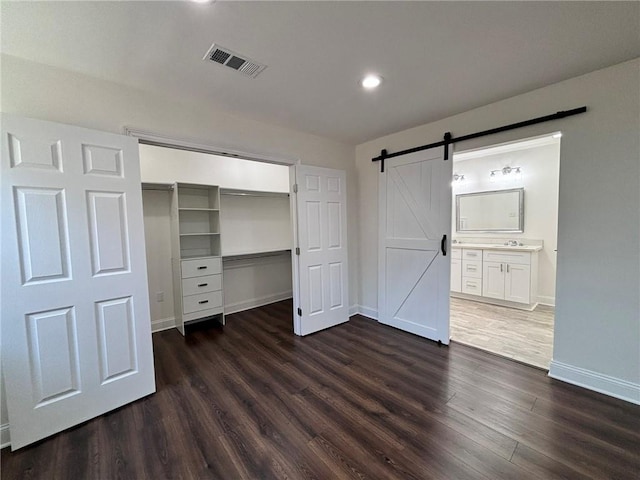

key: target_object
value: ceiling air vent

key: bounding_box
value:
[203,43,267,79]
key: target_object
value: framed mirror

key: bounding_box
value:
[456,187,524,233]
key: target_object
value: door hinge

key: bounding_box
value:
[295,247,300,255]
[293,184,298,193]
[297,307,302,316]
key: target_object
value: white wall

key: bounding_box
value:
[1,54,358,431]
[142,190,176,330]
[452,141,561,305]
[356,59,639,403]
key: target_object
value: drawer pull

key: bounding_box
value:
[467,266,476,271]
[197,283,208,287]
[198,300,209,304]
[197,266,207,270]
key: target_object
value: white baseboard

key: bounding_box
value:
[224,291,292,315]
[151,316,176,333]
[352,305,378,321]
[549,360,640,405]
[1,423,10,449]
[537,295,556,307]
[349,305,359,316]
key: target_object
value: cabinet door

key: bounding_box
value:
[450,258,462,292]
[505,263,531,304]
[483,261,505,299]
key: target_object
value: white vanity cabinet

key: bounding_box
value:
[482,250,535,304]
[451,244,540,310]
[451,248,462,292]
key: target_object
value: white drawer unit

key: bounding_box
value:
[451,244,540,310]
[462,259,482,279]
[462,277,482,295]
[181,274,222,296]
[183,290,223,315]
[462,248,482,260]
[171,183,225,334]
[181,257,222,278]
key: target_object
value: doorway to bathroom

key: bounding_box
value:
[449,133,561,369]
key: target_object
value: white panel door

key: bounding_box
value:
[293,165,348,336]
[505,263,531,303]
[378,149,452,343]
[1,115,155,450]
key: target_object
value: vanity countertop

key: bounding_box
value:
[452,243,543,252]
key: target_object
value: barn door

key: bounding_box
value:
[378,149,452,343]
[1,115,155,449]
[292,165,348,336]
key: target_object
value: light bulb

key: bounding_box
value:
[361,75,383,89]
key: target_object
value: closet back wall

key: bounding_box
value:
[140,145,292,331]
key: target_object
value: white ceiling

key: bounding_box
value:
[2,1,639,144]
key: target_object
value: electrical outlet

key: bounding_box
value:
[156,292,164,302]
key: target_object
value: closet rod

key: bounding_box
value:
[371,106,587,171]
[220,191,289,198]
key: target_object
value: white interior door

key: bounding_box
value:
[378,149,452,343]
[292,165,348,336]
[1,115,156,450]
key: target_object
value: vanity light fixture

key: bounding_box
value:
[490,166,522,180]
[361,74,383,90]
[452,173,465,183]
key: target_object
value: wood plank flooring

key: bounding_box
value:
[450,297,555,369]
[3,299,639,479]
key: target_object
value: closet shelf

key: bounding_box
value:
[179,232,220,237]
[178,208,219,212]
[222,248,291,259]
[180,253,222,260]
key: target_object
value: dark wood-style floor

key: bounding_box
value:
[2,300,639,479]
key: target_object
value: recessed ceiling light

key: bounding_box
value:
[361,74,382,90]
[191,0,214,4]
[552,132,563,139]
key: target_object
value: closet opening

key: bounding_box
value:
[138,143,296,334]
[449,133,561,369]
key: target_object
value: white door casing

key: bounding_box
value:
[292,165,348,336]
[378,149,452,343]
[1,115,156,450]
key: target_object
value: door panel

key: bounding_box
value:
[378,149,451,343]
[293,165,348,336]
[1,115,155,449]
[483,262,505,299]
[505,264,531,303]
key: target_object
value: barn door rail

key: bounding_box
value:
[372,106,587,172]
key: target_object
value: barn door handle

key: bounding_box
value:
[441,234,447,256]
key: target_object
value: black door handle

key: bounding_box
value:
[441,234,447,256]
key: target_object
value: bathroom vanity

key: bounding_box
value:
[451,243,543,311]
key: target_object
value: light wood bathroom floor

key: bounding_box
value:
[450,297,554,369]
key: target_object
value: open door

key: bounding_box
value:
[378,149,452,344]
[292,165,348,336]
[1,115,156,449]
